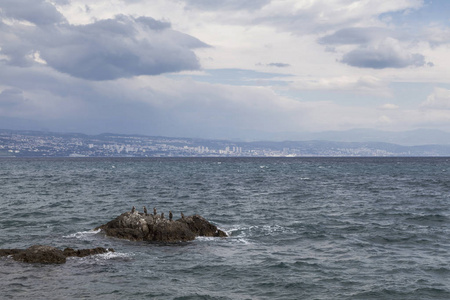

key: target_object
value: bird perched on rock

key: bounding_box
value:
[169,211,173,221]
[181,212,185,219]
[131,206,136,214]
[143,206,148,216]
[161,212,165,219]
[153,207,157,216]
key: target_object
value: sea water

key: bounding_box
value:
[0,157,449,299]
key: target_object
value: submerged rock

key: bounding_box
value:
[95,211,227,242]
[0,245,114,264]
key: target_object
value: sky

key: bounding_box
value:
[1,0,450,141]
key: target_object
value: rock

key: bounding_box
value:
[12,245,67,264]
[0,249,23,257]
[0,245,114,264]
[181,215,228,238]
[95,211,227,242]
[63,247,114,258]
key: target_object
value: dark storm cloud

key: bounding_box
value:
[341,47,426,69]
[182,0,270,11]
[0,0,65,25]
[39,15,208,80]
[0,2,208,80]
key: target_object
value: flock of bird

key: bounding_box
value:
[130,206,184,221]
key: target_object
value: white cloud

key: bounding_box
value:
[255,0,423,34]
[379,103,399,110]
[292,75,392,97]
[421,87,450,110]
[422,26,450,47]
[182,0,270,11]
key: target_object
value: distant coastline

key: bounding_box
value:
[1,128,450,157]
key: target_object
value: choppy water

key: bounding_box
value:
[1,157,450,299]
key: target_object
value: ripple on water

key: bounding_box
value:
[1,157,450,299]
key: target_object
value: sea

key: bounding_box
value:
[0,157,449,299]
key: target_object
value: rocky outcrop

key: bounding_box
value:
[95,210,227,242]
[0,245,114,264]
[63,247,114,258]
[12,245,67,264]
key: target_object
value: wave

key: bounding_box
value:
[226,224,295,243]
[69,251,134,263]
[94,251,133,260]
[195,236,217,242]
[63,229,101,239]
[405,214,449,225]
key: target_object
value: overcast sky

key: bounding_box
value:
[1,0,450,140]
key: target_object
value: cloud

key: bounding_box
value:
[319,27,430,69]
[0,1,208,80]
[182,0,270,11]
[379,103,399,110]
[318,27,395,45]
[0,62,388,137]
[0,0,65,25]
[1,61,449,138]
[255,0,423,34]
[267,62,290,68]
[341,38,426,69]
[0,88,27,111]
[41,15,207,80]
[420,26,450,47]
[1,0,450,138]
[174,68,291,86]
[421,88,450,110]
[292,75,392,97]
[175,0,424,39]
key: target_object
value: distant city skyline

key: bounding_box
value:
[1,1,450,141]
[2,129,450,157]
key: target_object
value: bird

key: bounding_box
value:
[161,212,165,219]
[181,212,185,219]
[131,206,136,214]
[169,211,173,221]
[143,206,148,216]
[153,207,157,216]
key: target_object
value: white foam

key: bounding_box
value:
[228,224,294,239]
[235,238,251,245]
[259,224,294,235]
[196,233,251,245]
[95,251,132,260]
[63,229,101,239]
[195,236,216,242]
[227,226,248,238]
[72,251,133,263]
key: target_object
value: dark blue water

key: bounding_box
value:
[1,157,449,299]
